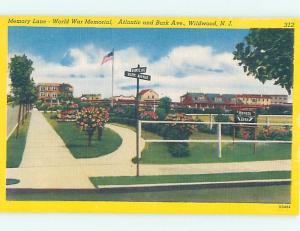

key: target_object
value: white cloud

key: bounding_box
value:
[8,44,290,102]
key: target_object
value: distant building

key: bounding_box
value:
[236,94,272,106]
[80,94,102,102]
[180,92,288,110]
[139,89,159,101]
[110,90,159,109]
[180,92,237,110]
[112,95,136,102]
[268,95,288,105]
[36,83,74,104]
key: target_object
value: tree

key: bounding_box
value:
[155,97,172,120]
[9,55,35,138]
[159,96,172,112]
[233,29,294,94]
[76,106,110,146]
[57,83,73,105]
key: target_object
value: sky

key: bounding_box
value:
[8,27,291,101]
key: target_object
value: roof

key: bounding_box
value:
[37,83,61,87]
[139,89,158,96]
[139,89,151,95]
[183,92,205,97]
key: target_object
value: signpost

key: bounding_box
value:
[124,64,151,176]
[233,109,258,153]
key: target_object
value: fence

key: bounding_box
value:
[185,113,292,129]
[138,120,292,159]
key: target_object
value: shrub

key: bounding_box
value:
[159,113,195,157]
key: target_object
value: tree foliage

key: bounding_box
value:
[9,55,34,104]
[233,29,294,94]
[159,96,172,112]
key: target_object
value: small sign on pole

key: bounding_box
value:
[124,71,151,81]
[234,110,257,123]
[131,66,147,73]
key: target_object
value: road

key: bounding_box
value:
[7,104,20,138]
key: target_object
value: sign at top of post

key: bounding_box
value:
[131,66,147,73]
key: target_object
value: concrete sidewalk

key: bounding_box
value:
[7,109,94,189]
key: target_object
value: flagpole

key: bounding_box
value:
[111,48,114,108]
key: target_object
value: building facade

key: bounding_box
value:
[37,83,74,104]
[236,94,272,106]
[269,95,288,105]
[139,89,159,101]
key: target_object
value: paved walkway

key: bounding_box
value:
[7,109,93,189]
[6,109,291,189]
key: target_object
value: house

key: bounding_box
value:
[80,94,102,102]
[36,83,74,105]
[139,89,159,101]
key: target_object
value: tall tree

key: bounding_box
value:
[233,29,294,94]
[9,55,34,138]
[159,97,172,112]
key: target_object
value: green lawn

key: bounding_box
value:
[141,142,291,164]
[7,113,31,168]
[90,171,290,186]
[44,113,122,158]
[6,185,290,203]
[111,123,291,164]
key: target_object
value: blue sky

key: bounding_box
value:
[9,27,249,61]
[8,27,289,100]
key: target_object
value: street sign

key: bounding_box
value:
[124,71,138,78]
[131,66,147,73]
[234,110,257,123]
[124,71,151,81]
[137,73,151,81]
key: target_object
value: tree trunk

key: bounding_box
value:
[88,134,92,146]
[21,103,25,125]
[25,101,28,119]
[15,104,22,138]
[97,127,103,141]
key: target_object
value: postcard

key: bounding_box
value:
[0,16,299,214]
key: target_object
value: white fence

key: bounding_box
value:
[185,113,292,129]
[138,120,292,159]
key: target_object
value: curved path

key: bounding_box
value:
[6,109,291,189]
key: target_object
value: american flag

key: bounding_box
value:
[101,51,114,65]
